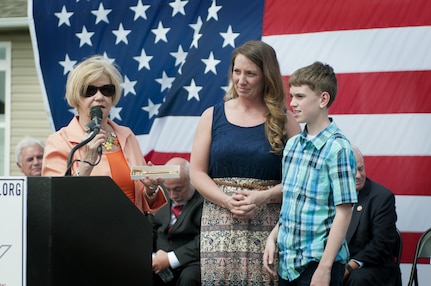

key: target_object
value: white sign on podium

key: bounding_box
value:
[0,177,27,286]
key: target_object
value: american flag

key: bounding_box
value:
[29,0,431,283]
[29,0,264,162]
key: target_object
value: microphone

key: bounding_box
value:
[88,106,102,130]
[64,106,103,175]
[87,106,103,155]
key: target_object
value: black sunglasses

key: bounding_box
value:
[82,84,115,97]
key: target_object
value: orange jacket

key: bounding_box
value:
[42,116,166,214]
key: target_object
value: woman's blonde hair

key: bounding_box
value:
[224,40,287,154]
[65,55,123,109]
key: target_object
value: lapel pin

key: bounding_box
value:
[356,205,363,212]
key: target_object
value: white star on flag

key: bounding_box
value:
[170,0,189,17]
[202,51,221,74]
[54,5,73,27]
[59,54,77,75]
[92,3,112,24]
[134,49,153,71]
[130,0,150,20]
[76,26,94,47]
[170,45,188,67]
[220,25,240,48]
[110,106,123,121]
[156,71,175,92]
[189,16,203,36]
[142,99,161,119]
[152,21,170,43]
[184,79,202,101]
[113,23,131,45]
[122,75,137,96]
[207,0,222,21]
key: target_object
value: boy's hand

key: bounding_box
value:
[263,231,278,276]
[310,264,331,286]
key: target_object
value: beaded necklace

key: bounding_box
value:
[103,131,120,151]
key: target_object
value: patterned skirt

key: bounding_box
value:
[201,177,280,286]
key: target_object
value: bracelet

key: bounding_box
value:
[145,186,159,199]
[345,263,354,273]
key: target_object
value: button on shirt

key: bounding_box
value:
[278,121,357,281]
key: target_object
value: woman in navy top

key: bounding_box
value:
[190,40,300,285]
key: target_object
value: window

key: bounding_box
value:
[0,43,11,176]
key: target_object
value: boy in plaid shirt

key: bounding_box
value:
[264,62,357,286]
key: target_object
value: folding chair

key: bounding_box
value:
[394,228,403,267]
[407,228,431,286]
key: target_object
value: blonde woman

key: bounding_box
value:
[42,55,166,214]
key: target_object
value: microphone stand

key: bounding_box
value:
[64,123,100,176]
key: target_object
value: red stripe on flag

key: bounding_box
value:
[283,70,431,114]
[263,0,431,36]
[364,156,431,196]
[145,151,190,165]
[146,153,431,197]
[335,71,431,114]
[401,231,431,264]
[146,155,431,196]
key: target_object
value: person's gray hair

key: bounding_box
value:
[15,136,45,164]
[351,145,363,158]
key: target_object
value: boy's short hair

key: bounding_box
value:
[288,61,338,107]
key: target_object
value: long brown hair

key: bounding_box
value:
[224,40,287,154]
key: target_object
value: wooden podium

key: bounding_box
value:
[27,176,152,286]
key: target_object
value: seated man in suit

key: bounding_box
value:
[150,157,203,286]
[343,146,401,286]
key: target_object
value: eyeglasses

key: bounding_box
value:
[82,84,115,97]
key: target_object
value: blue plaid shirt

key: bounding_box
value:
[278,120,357,281]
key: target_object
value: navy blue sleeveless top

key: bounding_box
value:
[208,103,282,180]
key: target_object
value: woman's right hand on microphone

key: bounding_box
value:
[82,129,107,163]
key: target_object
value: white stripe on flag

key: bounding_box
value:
[141,114,431,156]
[333,114,431,156]
[400,264,431,286]
[137,116,200,155]
[396,195,431,233]
[263,26,431,74]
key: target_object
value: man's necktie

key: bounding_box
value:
[168,205,183,233]
[171,204,183,218]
